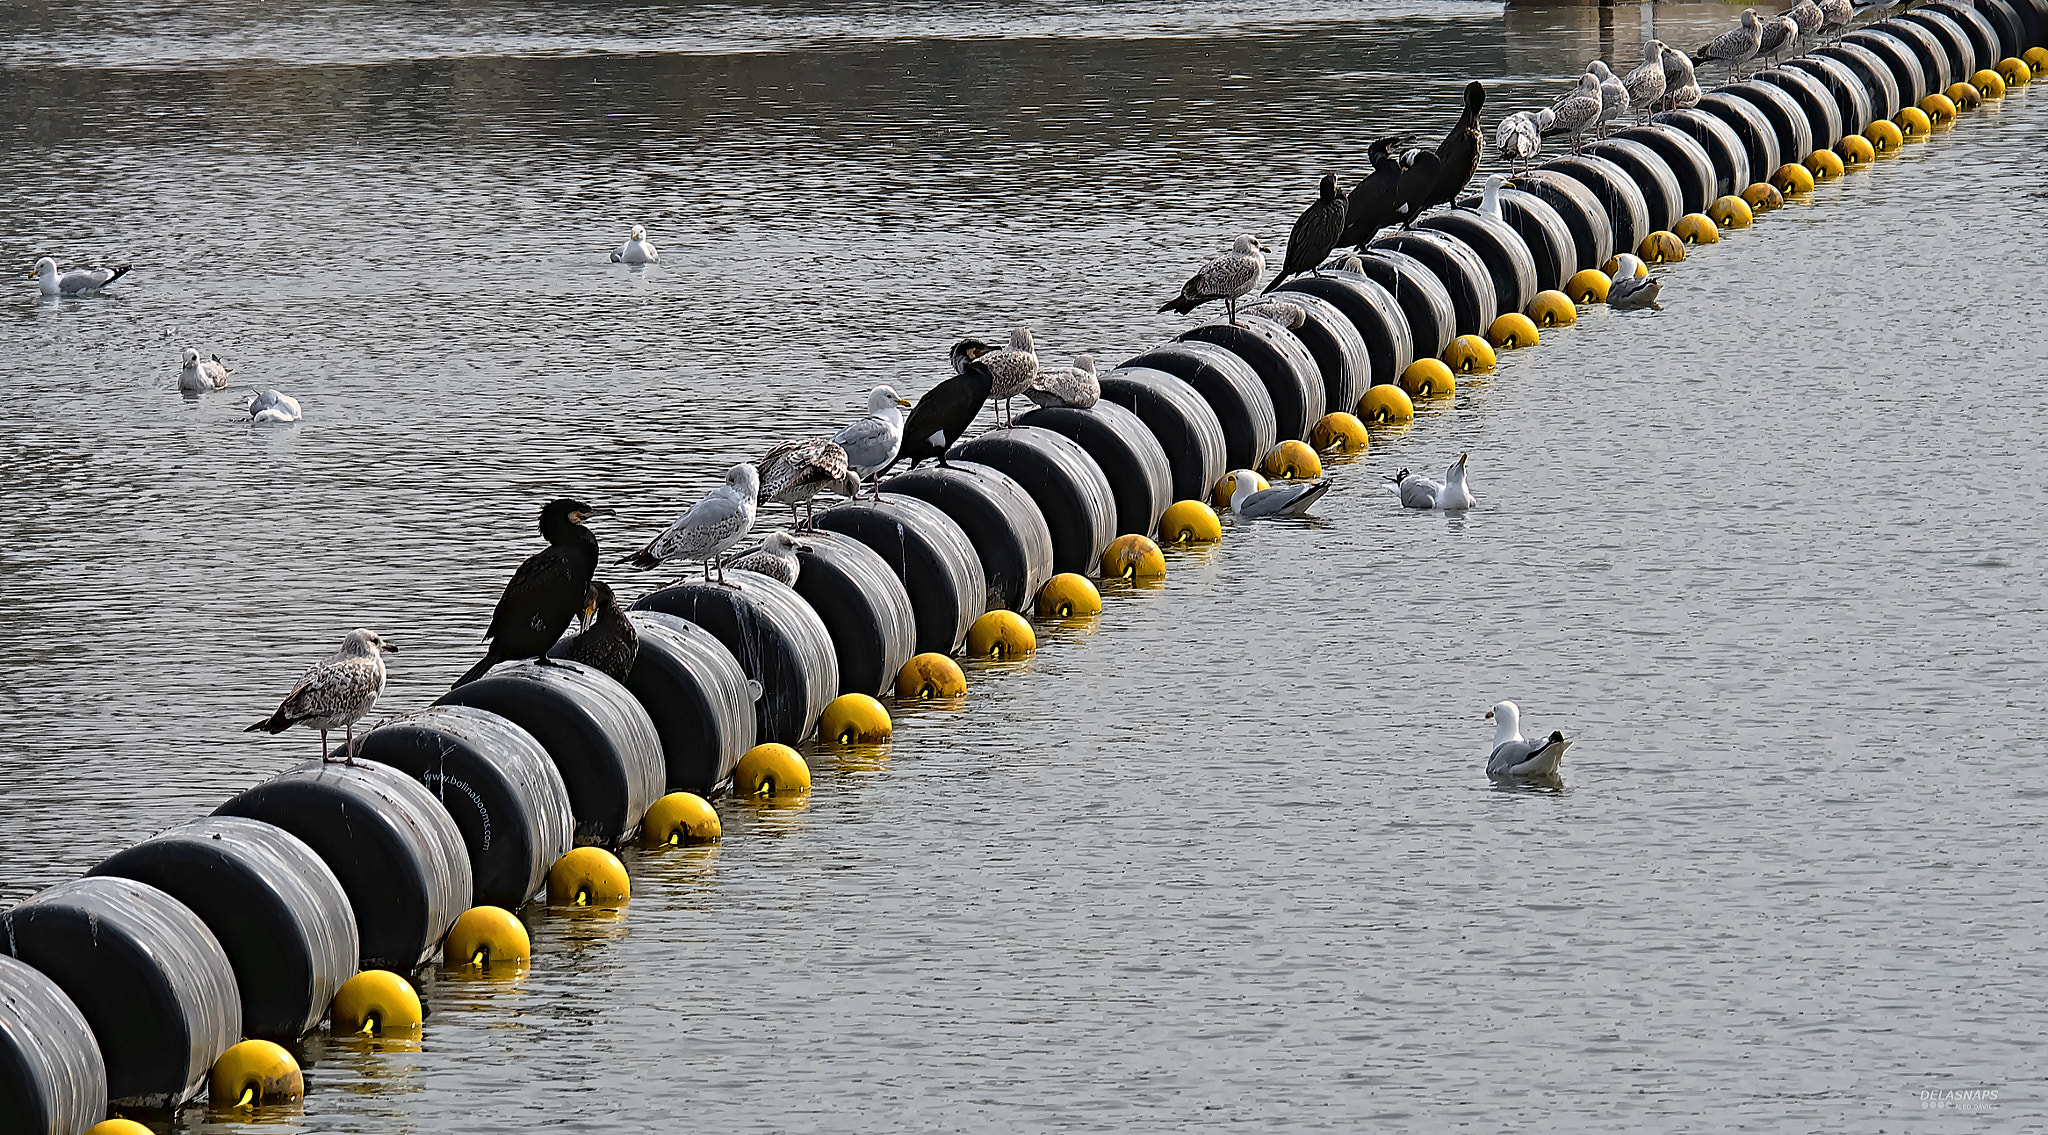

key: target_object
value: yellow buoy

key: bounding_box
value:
[1996,56,2031,86]
[209,1039,303,1109]
[1157,499,1222,544]
[1802,148,1845,181]
[1894,105,1932,140]
[331,970,423,1036]
[1259,438,1324,480]
[734,743,811,797]
[1671,213,1720,244]
[1035,572,1104,617]
[547,846,630,906]
[820,692,893,744]
[1705,195,1753,228]
[1564,267,1611,303]
[1600,254,1649,278]
[1917,92,1957,129]
[1769,162,1816,195]
[642,792,721,846]
[1398,358,1457,400]
[1740,182,1784,213]
[1864,118,1904,153]
[444,905,531,968]
[966,609,1036,659]
[1099,534,1165,580]
[1835,133,1876,168]
[2026,46,2048,75]
[1485,311,1540,349]
[1211,470,1267,509]
[895,652,968,699]
[1358,384,1419,425]
[1440,335,1496,374]
[87,1123,156,1135]
[1525,289,1577,326]
[1307,412,1369,455]
[1636,230,1687,262]
[1972,68,2007,99]
[1946,80,1982,110]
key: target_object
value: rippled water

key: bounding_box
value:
[4,1,2045,1130]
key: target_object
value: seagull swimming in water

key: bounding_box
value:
[1160,234,1268,327]
[1384,453,1477,510]
[245,389,303,422]
[245,629,396,765]
[831,384,913,499]
[1228,469,1331,519]
[1486,700,1572,778]
[1608,273,1665,311]
[619,464,760,586]
[32,256,129,297]
[178,348,231,393]
[611,224,659,264]
[726,529,810,586]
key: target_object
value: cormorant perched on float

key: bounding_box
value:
[1265,173,1348,291]
[1341,135,1413,249]
[556,580,639,683]
[885,358,997,473]
[1410,81,1487,224]
[452,498,608,688]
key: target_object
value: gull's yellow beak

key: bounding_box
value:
[895,398,913,408]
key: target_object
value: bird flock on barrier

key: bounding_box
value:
[34,1,1894,782]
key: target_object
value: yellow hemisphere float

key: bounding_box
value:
[1485,312,1539,349]
[1741,182,1784,213]
[1894,105,1932,140]
[1260,439,1323,479]
[331,970,423,1035]
[1971,68,2006,99]
[1440,335,1496,374]
[1705,195,1753,228]
[1035,572,1104,617]
[444,905,531,968]
[966,609,1035,659]
[1308,412,1369,455]
[1524,289,1576,326]
[1835,133,1876,168]
[820,692,893,744]
[1917,93,1957,129]
[1399,358,1457,399]
[1156,499,1222,543]
[1996,56,2031,86]
[1636,230,1687,262]
[209,1039,303,1108]
[1945,80,1982,110]
[734,743,811,797]
[1100,534,1167,579]
[895,652,968,699]
[547,847,630,905]
[1564,267,1611,303]
[1671,213,1719,244]
[1769,162,1815,195]
[1802,149,1845,181]
[642,792,721,845]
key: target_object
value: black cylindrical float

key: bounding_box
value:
[813,494,983,655]
[1353,249,1457,358]
[88,817,357,1041]
[1281,269,1419,386]
[1814,42,1903,121]
[1779,56,1876,140]
[1607,125,1717,216]
[878,461,1055,613]
[1970,0,2026,59]
[1844,28,1933,103]
[1370,228,1496,338]
[1119,341,1277,472]
[1417,210,1539,319]
[1648,109,1752,198]
[1749,68,1847,149]
[616,611,756,792]
[0,955,106,1135]
[1536,155,1652,262]
[0,878,238,1109]
[1718,83,1814,170]
[1693,92,1784,184]
[1871,19,1954,94]
[1924,1,2002,70]
[1898,9,1985,76]
[1581,138,1686,235]
[344,706,573,909]
[433,660,667,843]
[216,760,472,971]
[628,576,838,745]
[789,529,916,697]
[1507,170,1615,277]
[1258,289,1372,413]
[1095,366,1229,502]
[2003,0,2046,48]
[1453,186,1577,292]
[1175,321,1322,443]
[1017,401,1174,539]
[949,428,1115,579]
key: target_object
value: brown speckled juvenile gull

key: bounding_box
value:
[1023,354,1100,409]
[975,325,1040,427]
[1159,234,1267,327]
[758,438,855,527]
[727,529,810,586]
[245,628,396,764]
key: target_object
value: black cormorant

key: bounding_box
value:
[1410,81,1486,226]
[884,360,996,474]
[558,581,639,683]
[1264,173,1348,292]
[1341,136,1413,249]
[453,498,607,688]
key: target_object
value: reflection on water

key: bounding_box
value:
[4,0,2047,1128]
